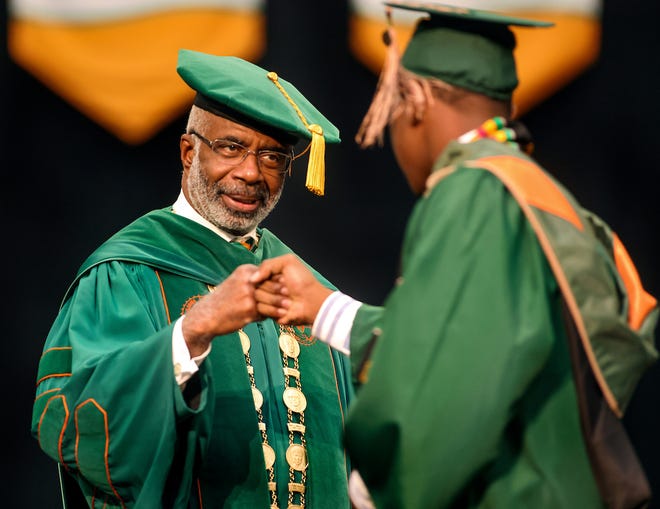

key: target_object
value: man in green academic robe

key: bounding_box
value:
[252,3,658,508]
[32,50,353,508]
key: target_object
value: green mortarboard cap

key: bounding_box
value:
[386,1,553,100]
[177,49,340,195]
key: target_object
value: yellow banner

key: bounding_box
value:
[8,1,265,144]
[349,0,602,116]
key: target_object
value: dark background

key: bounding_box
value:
[5,0,660,507]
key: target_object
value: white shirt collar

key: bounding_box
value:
[171,190,258,244]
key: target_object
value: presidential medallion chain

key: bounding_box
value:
[280,325,308,508]
[239,325,309,509]
[238,328,278,508]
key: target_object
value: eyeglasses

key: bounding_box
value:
[189,130,293,175]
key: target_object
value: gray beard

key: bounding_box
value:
[186,153,283,236]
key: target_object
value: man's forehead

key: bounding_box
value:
[193,94,299,147]
[204,113,292,149]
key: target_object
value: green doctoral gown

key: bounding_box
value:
[344,140,608,508]
[32,209,353,508]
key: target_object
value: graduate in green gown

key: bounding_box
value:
[31,49,354,508]
[251,3,658,508]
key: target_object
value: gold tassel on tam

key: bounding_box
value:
[355,7,401,149]
[267,71,326,196]
[305,124,325,195]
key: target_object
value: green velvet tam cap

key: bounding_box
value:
[177,49,340,145]
[177,49,340,195]
[386,1,553,100]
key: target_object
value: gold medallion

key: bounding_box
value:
[252,386,263,410]
[279,332,300,358]
[286,444,308,471]
[262,443,276,470]
[282,387,307,413]
[238,329,251,354]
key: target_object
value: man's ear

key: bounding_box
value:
[180,134,195,170]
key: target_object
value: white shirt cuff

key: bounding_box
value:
[349,470,376,509]
[172,316,212,386]
[312,291,362,355]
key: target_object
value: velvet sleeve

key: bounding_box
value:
[32,261,209,507]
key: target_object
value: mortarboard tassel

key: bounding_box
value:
[267,72,326,196]
[355,7,400,148]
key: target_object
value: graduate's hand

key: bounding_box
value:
[182,264,262,357]
[251,254,333,326]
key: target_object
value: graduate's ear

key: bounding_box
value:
[180,133,195,170]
